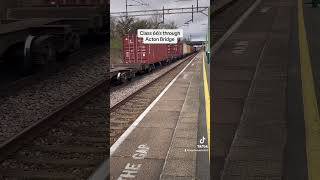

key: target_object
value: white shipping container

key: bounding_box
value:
[183,43,189,55]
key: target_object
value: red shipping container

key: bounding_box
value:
[123,34,184,64]
[123,34,169,64]
[167,43,181,59]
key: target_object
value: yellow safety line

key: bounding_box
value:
[202,51,211,160]
[298,0,320,179]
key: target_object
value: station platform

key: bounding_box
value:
[211,0,320,179]
[110,52,210,179]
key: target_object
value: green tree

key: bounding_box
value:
[112,15,178,37]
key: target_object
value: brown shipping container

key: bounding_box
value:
[178,43,183,57]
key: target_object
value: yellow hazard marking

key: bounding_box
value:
[202,51,211,160]
[298,0,320,179]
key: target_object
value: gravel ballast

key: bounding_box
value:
[0,48,108,145]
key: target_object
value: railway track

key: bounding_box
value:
[0,52,196,179]
[0,45,106,98]
[110,53,197,146]
[0,76,107,179]
[110,56,193,108]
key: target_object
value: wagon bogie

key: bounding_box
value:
[0,5,106,74]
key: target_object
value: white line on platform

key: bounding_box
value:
[110,54,199,156]
[87,159,109,180]
[211,0,262,55]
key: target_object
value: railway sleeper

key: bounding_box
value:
[11,157,101,167]
[35,136,107,146]
[31,145,106,154]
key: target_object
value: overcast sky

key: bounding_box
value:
[110,0,209,41]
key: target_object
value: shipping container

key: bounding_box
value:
[183,43,188,55]
[168,44,179,59]
[177,43,183,58]
[188,45,192,54]
[123,34,184,65]
[182,43,194,55]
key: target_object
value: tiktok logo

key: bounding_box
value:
[197,136,208,149]
[200,136,206,144]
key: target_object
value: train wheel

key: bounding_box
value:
[4,43,32,75]
[71,34,81,52]
[32,42,57,72]
[127,72,135,81]
[21,55,33,75]
[146,67,152,73]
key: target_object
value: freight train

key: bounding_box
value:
[0,6,107,74]
[123,34,193,70]
[110,34,195,84]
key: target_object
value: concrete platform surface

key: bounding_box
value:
[212,0,292,179]
[110,52,209,180]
